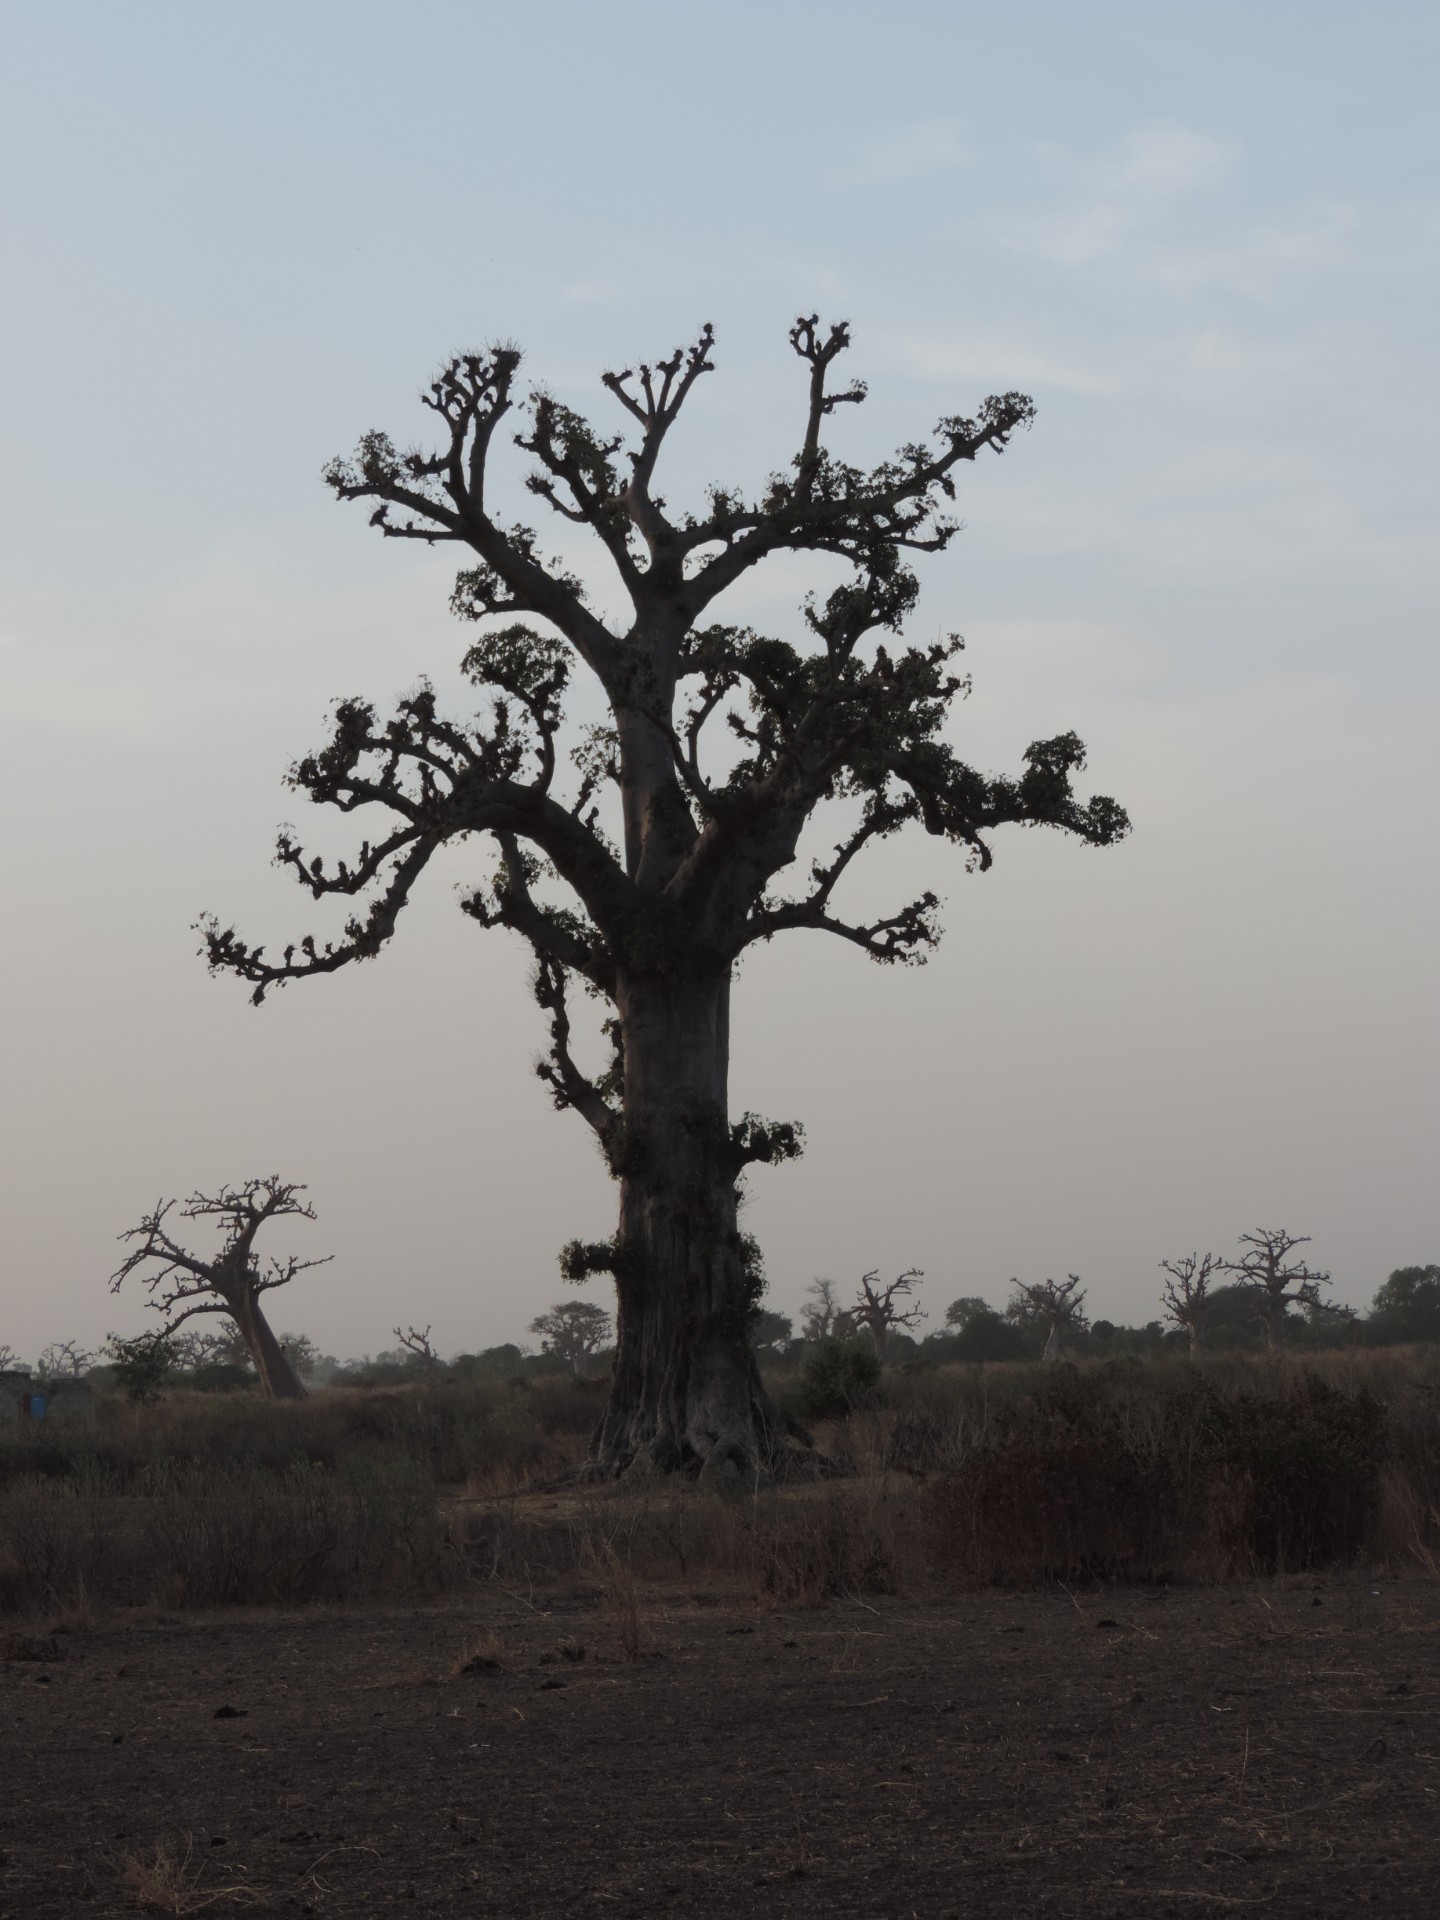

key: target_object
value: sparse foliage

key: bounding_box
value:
[529,1300,613,1377]
[1223,1228,1331,1352]
[104,1331,179,1404]
[111,1178,330,1401]
[202,318,1126,1477]
[1159,1252,1221,1356]
[1008,1275,1089,1362]
[851,1269,926,1362]
[0,1343,22,1373]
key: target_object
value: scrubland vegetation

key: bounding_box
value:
[5,1345,1440,1619]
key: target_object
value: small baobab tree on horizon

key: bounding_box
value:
[37,1340,93,1380]
[530,1300,613,1377]
[1222,1228,1331,1352]
[1009,1274,1089,1362]
[1159,1251,1221,1356]
[111,1178,330,1401]
[394,1324,441,1374]
[800,1278,854,1344]
[201,316,1127,1479]
[850,1268,926,1362]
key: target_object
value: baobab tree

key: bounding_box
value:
[111,1178,330,1401]
[1158,1251,1221,1356]
[202,317,1127,1479]
[1223,1228,1331,1352]
[394,1324,441,1374]
[850,1268,926,1362]
[530,1301,613,1377]
[1009,1275,1089,1361]
[800,1278,853,1343]
[37,1340,93,1379]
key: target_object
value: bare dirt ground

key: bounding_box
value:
[3,1575,1437,1918]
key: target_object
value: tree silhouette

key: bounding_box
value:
[529,1301,613,1377]
[1222,1228,1331,1351]
[850,1268,926,1362]
[203,317,1127,1478]
[800,1278,853,1343]
[394,1324,441,1374]
[111,1178,330,1401]
[1008,1274,1089,1361]
[1158,1252,1221,1356]
[37,1340,93,1380]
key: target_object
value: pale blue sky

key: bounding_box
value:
[2,2,1436,1359]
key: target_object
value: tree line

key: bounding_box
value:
[9,1185,1436,1404]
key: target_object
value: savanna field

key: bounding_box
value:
[4,1347,1440,1916]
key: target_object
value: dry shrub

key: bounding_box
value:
[452,1627,507,1675]
[583,1538,645,1658]
[114,1835,260,1913]
[925,1366,1395,1582]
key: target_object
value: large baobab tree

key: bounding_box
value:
[111,1178,330,1401]
[202,317,1127,1479]
[1222,1228,1331,1352]
[1158,1251,1221,1356]
[1009,1275,1089,1362]
[851,1268,926,1362]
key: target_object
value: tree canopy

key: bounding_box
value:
[201,318,1127,1478]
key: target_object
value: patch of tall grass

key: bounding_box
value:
[2,1347,1438,1613]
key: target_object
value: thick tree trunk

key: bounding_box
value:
[232,1293,307,1401]
[590,965,799,1482]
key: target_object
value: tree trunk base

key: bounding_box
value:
[588,1346,814,1485]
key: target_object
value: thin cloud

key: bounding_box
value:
[1013,125,1230,265]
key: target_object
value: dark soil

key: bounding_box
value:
[3,1576,1437,1916]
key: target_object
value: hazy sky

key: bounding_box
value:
[2,1,1436,1363]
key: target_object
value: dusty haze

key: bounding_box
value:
[1,1,1436,1361]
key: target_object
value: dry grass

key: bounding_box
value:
[451,1626,507,1675]
[114,1835,261,1913]
[583,1537,647,1658]
[4,1346,1440,1618]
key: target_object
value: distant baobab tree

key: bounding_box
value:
[850,1268,926,1362]
[1223,1227,1331,1351]
[1159,1251,1221,1355]
[800,1279,853,1343]
[111,1178,330,1401]
[202,317,1127,1479]
[394,1324,441,1373]
[1009,1275,1089,1361]
[37,1340,93,1379]
[530,1301,613,1378]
